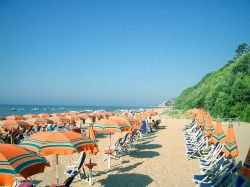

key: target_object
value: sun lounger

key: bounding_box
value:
[64,152,87,180]
[198,161,237,187]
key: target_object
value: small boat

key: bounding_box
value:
[31,108,39,111]
[10,108,16,111]
[18,108,25,111]
[59,107,64,110]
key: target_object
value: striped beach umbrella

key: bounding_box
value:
[92,119,131,134]
[203,116,214,137]
[223,123,239,158]
[25,117,54,126]
[0,143,49,187]
[20,131,98,155]
[20,131,98,185]
[38,113,50,118]
[5,115,24,122]
[124,116,141,129]
[48,116,70,124]
[111,117,132,131]
[240,147,250,180]
[0,120,31,130]
[23,114,37,120]
[210,121,226,144]
[195,110,206,126]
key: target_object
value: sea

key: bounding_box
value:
[0,104,147,117]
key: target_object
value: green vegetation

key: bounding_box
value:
[175,43,250,122]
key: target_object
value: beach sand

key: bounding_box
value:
[29,109,249,187]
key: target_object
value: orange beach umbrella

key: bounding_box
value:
[25,117,54,126]
[20,131,98,185]
[0,120,31,130]
[23,114,37,119]
[223,123,239,158]
[203,116,214,137]
[0,143,49,187]
[210,121,226,144]
[5,115,24,122]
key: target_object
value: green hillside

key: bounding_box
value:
[175,44,250,122]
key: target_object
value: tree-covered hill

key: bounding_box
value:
[174,43,250,122]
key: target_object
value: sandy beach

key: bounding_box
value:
[26,109,248,187]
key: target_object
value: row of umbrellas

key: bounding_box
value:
[0,131,98,186]
[0,110,157,130]
[188,108,239,158]
[0,110,158,186]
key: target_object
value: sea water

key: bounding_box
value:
[0,104,147,117]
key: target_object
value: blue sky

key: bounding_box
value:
[0,0,250,106]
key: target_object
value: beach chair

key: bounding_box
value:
[50,171,79,187]
[193,161,236,185]
[200,144,224,168]
[64,152,87,180]
[200,155,227,174]
[186,137,208,159]
[198,161,237,187]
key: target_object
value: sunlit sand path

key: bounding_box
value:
[143,116,199,187]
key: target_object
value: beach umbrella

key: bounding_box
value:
[20,131,98,185]
[5,115,24,122]
[0,120,31,130]
[25,117,54,126]
[123,116,141,129]
[145,111,157,116]
[111,116,132,129]
[223,123,239,158]
[210,121,226,144]
[0,143,49,187]
[48,116,70,124]
[23,114,37,120]
[92,119,131,135]
[92,119,131,169]
[38,113,50,118]
[79,113,90,119]
[195,110,206,126]
[202,116,214,137]
[240,147,250,180]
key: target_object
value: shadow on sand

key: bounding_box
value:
[94,161,143,177]
[129,150,160,158]
[135,143,162,150]
[158,126,167,129]
[99,173,153,187]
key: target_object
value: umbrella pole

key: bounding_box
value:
[56,154,59,186]
[109,132,111,148]
[108,132,111,169]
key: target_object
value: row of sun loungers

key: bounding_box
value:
[183,120,250,187]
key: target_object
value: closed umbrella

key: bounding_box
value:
[223,123,239,158]
[210,121,226,144]
[203,116,214,137]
